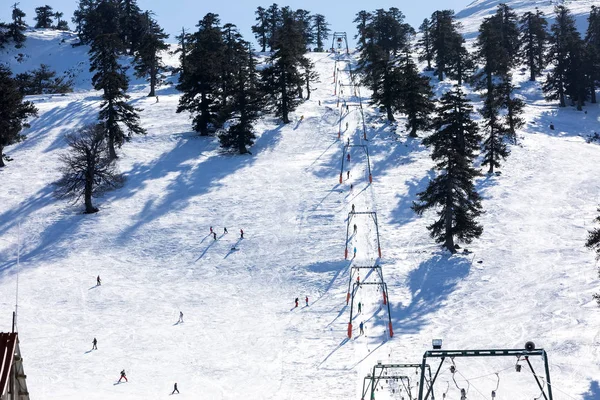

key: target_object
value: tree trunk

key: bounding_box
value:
[386,104,395,122]
[148,59,156,97]
[0,145,5,168]
[559,90,566,107]
[409,126,418,138]
[281,70,289,124]
[107,132,117,160]
[591,80,597,104]
[445,176,455,253]
[84,178,96,213]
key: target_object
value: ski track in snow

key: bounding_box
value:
[1,14,600,398]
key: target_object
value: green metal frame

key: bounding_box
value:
[362,363,434,400]
[417,348,554,400]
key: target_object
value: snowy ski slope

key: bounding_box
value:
[1,1,600,397]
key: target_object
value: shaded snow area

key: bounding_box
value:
[1,21,600,400]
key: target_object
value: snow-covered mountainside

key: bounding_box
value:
[458,0,596,37]
[1,2,600,398]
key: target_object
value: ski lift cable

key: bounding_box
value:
[456,369,488,400]
[525,370,579,400]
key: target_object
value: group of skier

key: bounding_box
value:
[294,296,309,308]
[209,226,244,240]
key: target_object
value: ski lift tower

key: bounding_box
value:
[332,32,349,54]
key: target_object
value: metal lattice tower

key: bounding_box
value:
[331,32,349,54]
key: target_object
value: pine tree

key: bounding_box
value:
[495,3,520,69]
[585,208,600,306]
[134,12,169,97]
[0,65,38,168]
[480,84,510,174]
[251,6,268,52]
[412,86,483,252]
[265,3,281,52]
[417,18,433,71]
[543,5,581,108]
[261,11,306,123]
[499,73,525,140]
[119,0,143,55]
[54,11,69,31]
[313,14,330,52]
[446,34,473,86]
[354,10,371,51]
[294,9,313,47]
[174,27,191,76]
[9,3,27,48]
[55,123,125,213]
[519,9,548,81]
[356,8,413,122]
[176,13,225,135]
[217,23,244,126]
[88,0,145,159]
[429,10,464,81]
[219,42,263,154]
[397,49,435,137]
[34,5,54,29]
[585,6,600,103]
[302,58,319,101]
[72,0,97,45]
[565,34,588,110]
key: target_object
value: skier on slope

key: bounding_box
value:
[240,229,244,239]
[96,275,101,286]
[359,321,364,335]
[172,382,180,394]
[353,247,357,257]
[178,311,184,323]
[351,204,355,213]
[118,369,128,383]
[210,226,213,234]
[347,153,350,162]
[213,232,217,240]
[353,224,357,234]
[347,171,350,180]
[295,298,299,308]
[224,227,228,234]
[305,296,309,306]
[92,338,97,350]
[358,302,362,313]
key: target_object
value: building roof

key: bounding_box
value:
[0,333,18,397]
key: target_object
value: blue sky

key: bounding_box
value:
[1,0,473,45]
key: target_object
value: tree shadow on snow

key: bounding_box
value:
[106,124,284,242]
[10,96,99,155]
[391,253,471,335]
[582,381,600,400]
[388,170,435,226]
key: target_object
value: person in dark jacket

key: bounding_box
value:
[92,338,97,350]
[118,369,128,383]
[171,382,179,394]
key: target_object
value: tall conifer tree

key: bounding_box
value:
[397,49,435,137]
[413,86,483,252]
[252,6,268,52]
[89,0,145,159]
[0,65,37,168]
[177,13,225,135]
[519,9,548,81]
[261,11,306,123]
[544,5,581,108]
[134,12,169,97]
